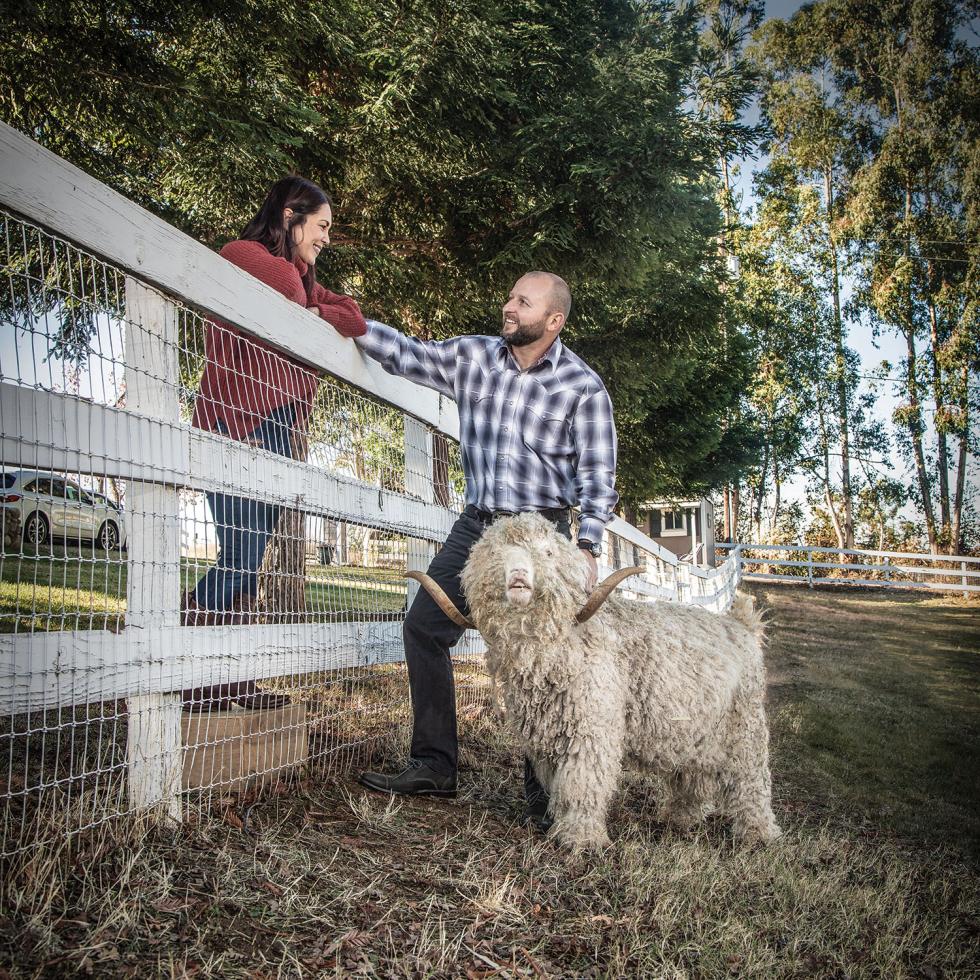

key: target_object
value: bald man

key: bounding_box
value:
[347,272,618,831]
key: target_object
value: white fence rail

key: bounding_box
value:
[718,543,980,597]
[0,122,741,856]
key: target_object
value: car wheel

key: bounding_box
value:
[97,521,119,552]
[24,512,49,548]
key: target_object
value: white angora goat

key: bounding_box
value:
[410,513,780,851]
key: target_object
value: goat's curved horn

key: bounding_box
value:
[406,571,475,629]
[575,566,645,624]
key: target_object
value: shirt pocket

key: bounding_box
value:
[521,399,575,457]
[465,373,501,435]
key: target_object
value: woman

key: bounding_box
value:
[182,176,366,710]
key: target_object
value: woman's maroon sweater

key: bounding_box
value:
[192,239,367,441]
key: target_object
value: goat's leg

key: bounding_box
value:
[719,694,781,843]
[547,723,623,852]
[528,756,554,795]
[660,768,712,831]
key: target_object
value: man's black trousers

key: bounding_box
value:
[403,505,573,797]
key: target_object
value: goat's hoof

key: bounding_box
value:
[737,821,782,845]
[550,827,612,854]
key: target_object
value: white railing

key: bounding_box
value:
[0,122,741,855]
[717,542,980,597]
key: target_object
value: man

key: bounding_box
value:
[353,272,618,830]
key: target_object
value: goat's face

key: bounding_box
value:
[500,544,536,607]
[461,514,586,633]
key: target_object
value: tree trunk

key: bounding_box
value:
[731,483,741,542]
[771,458,781,536]
[824,166,854,549]
[904,330,938,553]
[903,183,938,552]
[818,399,845,548]
[952,361,969,554]
[927,293,951,541]
[432,431,453,508]
[754,444,769,542]
[259,505,308,622]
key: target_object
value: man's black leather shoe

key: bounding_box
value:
[521,791,554,833]
[358,759,457,797]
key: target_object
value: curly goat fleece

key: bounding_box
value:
[459,514,780,850]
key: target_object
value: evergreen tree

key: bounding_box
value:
[1,0,755,510]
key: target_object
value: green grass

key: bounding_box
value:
[0,546,407,631]
[1,585,977,978]
[753,583,980,859]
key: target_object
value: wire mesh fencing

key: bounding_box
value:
[0,205,489,858]
[0,127,743,863]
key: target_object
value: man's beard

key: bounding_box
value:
[501,315,546,347]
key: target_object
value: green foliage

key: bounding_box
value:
[746,0,979,551]
[790,0,978,551]
[0,0,753,507]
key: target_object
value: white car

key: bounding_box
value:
[1,469,127,551]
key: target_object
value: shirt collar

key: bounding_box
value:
[496,336,564,372]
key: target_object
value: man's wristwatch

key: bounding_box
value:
[578,539,602,559]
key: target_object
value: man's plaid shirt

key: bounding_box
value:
[356,320,618,544]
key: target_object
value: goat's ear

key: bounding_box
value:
[406,571,476,630]
[575,566,645,624]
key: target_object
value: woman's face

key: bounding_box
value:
[286,203,332,265]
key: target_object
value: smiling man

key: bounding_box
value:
[341,271,618,830]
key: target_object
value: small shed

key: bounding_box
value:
[640,499,715,567]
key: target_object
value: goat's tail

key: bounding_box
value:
[729,592,767,645]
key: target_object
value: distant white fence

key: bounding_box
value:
[0,122,741,857]
[718,543,980,597]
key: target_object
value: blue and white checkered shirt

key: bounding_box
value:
[356,320,618,544]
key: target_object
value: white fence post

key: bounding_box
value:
[964,561,969,599]
[123,278,183,821]
[806,547,814,589]
[404,416,437,610]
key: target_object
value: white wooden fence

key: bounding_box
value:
[0,122,742,855]
[717,543,980,597]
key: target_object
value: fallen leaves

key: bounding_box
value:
[222,807,244,830]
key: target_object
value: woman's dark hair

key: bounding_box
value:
[240,176,332,298]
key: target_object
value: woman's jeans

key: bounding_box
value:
[192,404,296,611]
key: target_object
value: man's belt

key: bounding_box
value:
[466,504,571,526]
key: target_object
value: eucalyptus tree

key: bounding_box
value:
[733,217,818,542]
[691,0,765,539]
[794,0,977,553]
[753,6,866,549]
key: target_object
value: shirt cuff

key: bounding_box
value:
[576,516,606,546]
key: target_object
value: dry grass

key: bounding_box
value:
[1,585,978,978]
